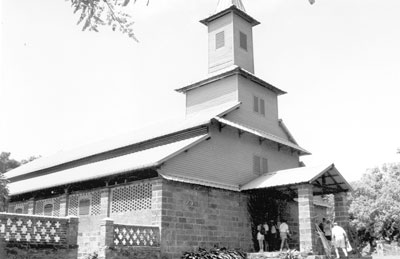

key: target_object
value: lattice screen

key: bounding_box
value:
[111,183,152,214]
[68,190,101,216]
[35,197,61,216]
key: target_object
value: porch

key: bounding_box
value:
[241,163,353,254]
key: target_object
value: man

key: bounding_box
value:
[279,219,290,252]
[332,222,349,259]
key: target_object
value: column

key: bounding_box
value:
[99,218,114,259]
[59,191,69,217]
[334,192,349,229]
[27,198,35,214]
[100,187,111,217]
[297,184,318,253]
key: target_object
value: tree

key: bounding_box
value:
[0,152,40,211]
[71,0,316,40]
[348,163,400,243]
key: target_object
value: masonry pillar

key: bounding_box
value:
[27,198,35,214]
[334,192,349,229]
[297,184,318,253]
[151,179,163,226]
[99,218,114,259]
[100,187,111,217]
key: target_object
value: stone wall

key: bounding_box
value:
[160,180,253,259]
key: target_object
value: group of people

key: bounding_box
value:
[256,219,291,252]
[257,217,351,259]
[319,218,351,259]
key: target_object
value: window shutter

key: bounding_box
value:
[253,96,259,113]
[79,199,91,216]
[260,98,265,116]
[253,155,261,175]
[216,31,225,49]
[240,31,247,50]
[262,158,268,174]
[44,204,53,216]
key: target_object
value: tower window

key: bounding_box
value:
[240,31,247,51]
[253,96,265,116]
[215,31,225,49]
[253,155,268,175]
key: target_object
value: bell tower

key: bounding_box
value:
[200,0,260,74]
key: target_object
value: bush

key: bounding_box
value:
[181,247,246,259]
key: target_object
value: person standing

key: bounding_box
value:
[332,222,348,259]
[257,224,265,252]
[279,219,290,252]
[324,219,332,241]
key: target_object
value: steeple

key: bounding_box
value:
[215,0,246,14]
[200,0,259,74]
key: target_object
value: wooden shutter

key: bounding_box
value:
[253,155,261,175]
[253,96,259,113]
[216,31,225,49]
[240,31,247,50]
[260,98,265,116]
[44,204,53,216]
[79,199,91,216]
[262,158,268,174]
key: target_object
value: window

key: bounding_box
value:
[15,208,23,214]
[240,31,247,50]
[253,155,268,175]
[44,203,53,216]
[253,96,265,116]
[79,198,91,216]
[215,31,225,49]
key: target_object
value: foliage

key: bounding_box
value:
[348,163,400,242]
[0,152,40,211]
[181,247,246,259]
[69,0,149,41]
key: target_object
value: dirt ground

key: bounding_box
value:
[372,256,400,259]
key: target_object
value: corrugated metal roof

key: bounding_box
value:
[240,164,353,194]
[9,134,209,195]
[214,117,311,155]
[175,66,285,95]
[5,101,240,180]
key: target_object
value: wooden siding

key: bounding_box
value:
[159,123,299,190]
[232,75,289,139]
[186,75,238,115]
[233,14,255,73]
[208,12,235,73]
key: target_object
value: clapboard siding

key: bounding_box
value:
[186,75,238,115]
[159,122,299,189]
[232,75,289,139]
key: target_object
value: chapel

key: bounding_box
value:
[3,1,352,258]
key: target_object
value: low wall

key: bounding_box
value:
[0,212,79,259]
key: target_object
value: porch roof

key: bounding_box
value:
[8,134,209,195]
[240,164,353,195]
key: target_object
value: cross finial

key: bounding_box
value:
[215,0,246,14]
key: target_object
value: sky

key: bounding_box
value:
[1,0,399,182]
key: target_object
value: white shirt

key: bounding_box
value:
[279,222,289,233]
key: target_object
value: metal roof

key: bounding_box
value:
[5,101,240,180]
[240,164,353,195]
[213,117,311,155]
[175,66,286,96]
[8,134,209,195]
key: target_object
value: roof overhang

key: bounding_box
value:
[175,66,286,96]
[200,6,260,26]
[8,134,209,196]
[213,117,311,156]
[240,164,353,196]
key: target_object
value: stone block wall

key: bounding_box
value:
[160,180,253,259]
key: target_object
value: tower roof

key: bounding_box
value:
[215,0,246,14]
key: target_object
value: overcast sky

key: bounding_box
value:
[1,0,399,182]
